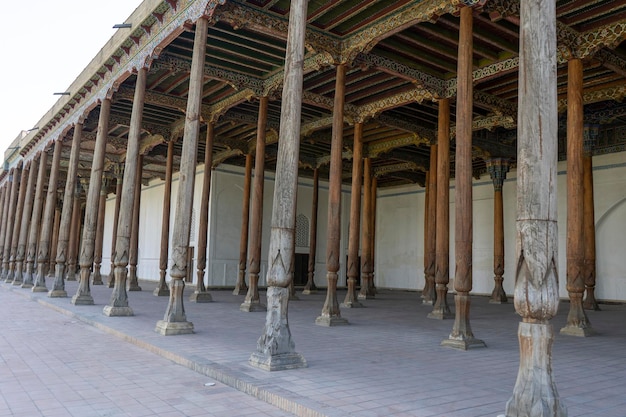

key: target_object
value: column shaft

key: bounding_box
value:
[343,123,363,308]
[190,124,214,302]
[155,142,174,296]
[7,163,30,283]
[108,166,123,288]
[91,179,108,285]
[66,187,82,281]
[155,18,208,334]
[0,186,8,272]
[15,158,39,286]
[583,152,599,310]
[317,63,348,326]
[303,168,319,294]
[241,96,268,312]
[358,157,373,300]
[34,140,62,291]
[2,166,21,279]
[48,199,62,277]
[104,68,147,317]
[233,153,252,295]
[429,99,452,319]
[250,0,308,370]
[504,0,566,414]
[128,155,143,291]
[51,125,82,296]
[423,145,438,304]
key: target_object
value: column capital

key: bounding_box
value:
[485,157,511,192]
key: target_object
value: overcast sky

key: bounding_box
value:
[0,0,141,153]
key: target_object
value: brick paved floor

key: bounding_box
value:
[1,277,625,416]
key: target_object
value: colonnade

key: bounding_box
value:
[0,0,608,413]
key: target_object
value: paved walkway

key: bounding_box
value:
[1,278,625,417]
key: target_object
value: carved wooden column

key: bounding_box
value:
[302,167,319,295]
[91,178,108,285]
[369,176,377,295]
[443,6,485,350]
[428,98,452,319]
[249,0,308,370]
[104,68,147,318]
[66,182,83,282]
[233,153,252,295]
[108,164,123,288]
[0,187,7,275]
[423,145,437,304]
[343,123,364,308]
[358,157,373,300]
[33,140,62,292]
[73,97,110,305]
[6,162,30,284]
[486,158,510,304]
[128,155,143,292]
[503,1,567,414]
[561,57,594,337]
[583,125,599,310]
[155,18,208,334]
[50,124,82,297]
[14,158,38,286]
[316,63,349,327]
[241,96,268,313]
[154,142,173,296]
[48,196,62,278]
[2,166,20,280]
[190,123,214,303]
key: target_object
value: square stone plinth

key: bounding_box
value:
[315,316,349,327]
[249,352,307,371]
[155,320,194,336]
[103,306,134,317]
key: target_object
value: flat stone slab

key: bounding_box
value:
[249,352,307,371]
[103,306,134,317]
[155,320,194,336]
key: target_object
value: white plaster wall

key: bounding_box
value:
[102,151,626,302]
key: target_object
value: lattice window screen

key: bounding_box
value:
[295,214,309,248]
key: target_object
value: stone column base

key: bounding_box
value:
[32,286,48,293]
[559,325,595,337]
[189,291,212,303]
[340,300,363,308]
[240,301,266,312]
[315,315,349,327]
[427,309,453,320]
[489,299,507,304]
[301,289,317,295]
[48,289,67,298]
[357,292,375,300]
[103,306,134,317]
[441,337,487,351]
[422,299,434,305]
[21,283,34,289]
[71,294,94,305]
[249,352,307,372]
[155,320,194,336]
[128,284,142,291]
[153,287,170,296]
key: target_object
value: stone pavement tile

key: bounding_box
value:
[4,280,626,416]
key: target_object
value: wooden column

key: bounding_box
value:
[33,140,62,292]
[66,183,83,282]
[6,162,30,283]
[48,197,62,277]
[583,126,599,310]
[504,0,566,414]
[302,167,319,295]
[155,18,208,334]
[249,0,308,370]
[2,166,21,280]
[428,98,452,319]
[73,97,110,305]
[443,5,485,350]
[233,153,252,295]
[316,63,349,326]
[561,58,594,337]
[15,158,38,286]
[104,68,147,317]
[369,176,377,295]
[154,142,174,295]
[343,123,364,308]
[50,124,82,297]
[423,145,438,304]
[128,155,143,292]
[108,164,123,288]
[0,187,7,274]
[91,178,108,285]
[486,158,510,304]
[358,157,373,300]
[240,96,268,313]
[190,124,214,303]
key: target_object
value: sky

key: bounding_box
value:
[0,0,142,154]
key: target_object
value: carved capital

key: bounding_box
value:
[485,158,511,192]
